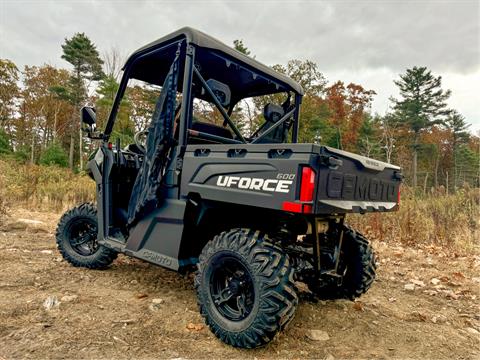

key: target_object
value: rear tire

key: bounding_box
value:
[195,229,298,348]
[314,226,376,300]
[56,203,117,269]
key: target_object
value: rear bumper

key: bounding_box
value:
[318,199,398,213]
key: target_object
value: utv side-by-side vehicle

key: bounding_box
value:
[56,27,402,348]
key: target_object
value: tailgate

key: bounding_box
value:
[315,146,402,214]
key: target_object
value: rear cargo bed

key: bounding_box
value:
[315,146,402,214]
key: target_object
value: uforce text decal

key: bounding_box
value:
[216,174,294,193]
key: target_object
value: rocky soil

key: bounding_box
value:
[0,208,479,359]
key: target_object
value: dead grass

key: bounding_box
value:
[0,159,95,212]
[349,187,480,253]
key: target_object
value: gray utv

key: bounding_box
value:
[56,27,402,348]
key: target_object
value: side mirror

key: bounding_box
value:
[81,106,103,139]
[81,106,96,127]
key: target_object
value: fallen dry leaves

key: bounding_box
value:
[186,323,204,331]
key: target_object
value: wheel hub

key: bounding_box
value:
[209,256,255,321]
[67,218,98,256]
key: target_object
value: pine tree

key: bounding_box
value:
[445,110,470,190]
[0,59,20,135]
[233,39,251,56]
[392,66,451,188]
[59,33,104,169]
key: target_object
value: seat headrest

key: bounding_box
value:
[204,79,231,107]
[263,103,284,123]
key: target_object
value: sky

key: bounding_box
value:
[1,0,479,132]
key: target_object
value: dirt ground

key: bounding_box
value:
[0,208,479,359]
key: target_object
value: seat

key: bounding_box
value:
[256,103,287,143]
[189,121,233,143]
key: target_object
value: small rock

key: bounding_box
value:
[431,278,441,285]
[465,327,480,335]
[40,250,53,255]
[307,329,330,341]
[149,298,165,312]
[325,354,335,360]
[18,218,44,225]
[431,315,447,324]
[43,296,59,310]
[113,336,129,345]
[149,304,159,312]
[388,297,397,302]
[60,295,78,302]
[444,290,461,300]
[404,283,415,291]
[471,277,480,283]
[413,312,428,322]
[136,293,148,299]
[410,279,425,287]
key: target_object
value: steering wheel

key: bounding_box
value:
[134,130,148,154]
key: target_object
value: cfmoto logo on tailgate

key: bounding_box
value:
[216,174,294,193]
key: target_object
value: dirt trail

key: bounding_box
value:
[0,208,479,359]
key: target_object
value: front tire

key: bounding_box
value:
[195,229,298,348]
[56,203,117,269]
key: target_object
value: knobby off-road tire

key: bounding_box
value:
[195,229,298,348]
[56,203,117,269]
[319,226,377,300]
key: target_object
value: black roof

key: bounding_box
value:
[123,27,304,99]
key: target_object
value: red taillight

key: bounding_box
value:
[282,167,316,214]
[282,202,302,213]
[300,167,316,202]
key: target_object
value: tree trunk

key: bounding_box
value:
[412,147,418,189]
[445,171,449,195]
[453,141,457,194]
[412,131,419,189]
[75,68,83,171]
[30,132,35,164]
[434,148,439,188]
[53,107,58,138]
[79,119,83,170]
[69,127,75,169]
[423,172,429,195]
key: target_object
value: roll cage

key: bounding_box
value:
[102,27,304,146]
